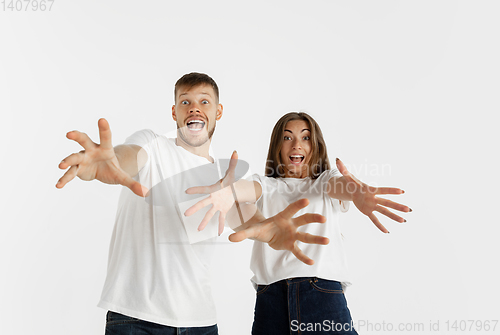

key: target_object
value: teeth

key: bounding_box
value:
[187,120,204,125]
[290,155,304,158]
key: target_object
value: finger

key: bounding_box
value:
[227,150,238,174]
[368,213,389,233]
[66,130,96,150]
[335,158,351,177]
[291,243,314,266]
[296,232,330,245]
[184,196,212,216]
[198,206,217,231]
[98,118,113,150]
[293,213,326,227]
[185,185,217,195]
[59,152,85,169]
[228,226,260,243]
[218,212,225,236]
[222,150,239,187]
[336,158,361,187]
[375,187,404,195]
[375,205,405,223]
[278,199,310,219]
[55,165,79,188]
[335,158,357,183]
[377,197,411,212]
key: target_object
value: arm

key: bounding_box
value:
[114,144,148,178]
[56,118,148,197]
[231,179,262,203]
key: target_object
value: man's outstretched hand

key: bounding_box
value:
[56,118,148,197]
[228,199,329,266]
[335,158,411,233]
[184,150,239,235]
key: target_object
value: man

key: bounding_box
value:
[56,73,327,334]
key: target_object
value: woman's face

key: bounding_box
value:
[279,120,312,178]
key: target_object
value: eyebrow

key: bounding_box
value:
[178,92,212,97]
[284,129,310,133]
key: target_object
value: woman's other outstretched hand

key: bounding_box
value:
[228,199,329,266]
[335,158,411,233]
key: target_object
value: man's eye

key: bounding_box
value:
[181,101,189,105]
[202,100,209,104]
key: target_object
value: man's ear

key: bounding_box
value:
[216,104,223,121]
[172,105,177,121]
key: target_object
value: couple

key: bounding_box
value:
[56,72,409,334]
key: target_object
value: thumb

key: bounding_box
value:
[335,158,350,176]
[122,175,149,197]
[336,158,356,183]
[227,150,238,175]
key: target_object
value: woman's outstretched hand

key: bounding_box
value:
[228,199,329,266]
[56,118,148,197]
[336,158,411,233]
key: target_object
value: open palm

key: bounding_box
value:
[56,118,147,197]
[229,199,329,265]
[336,158,411,233]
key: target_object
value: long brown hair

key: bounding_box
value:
[265,112,331,179]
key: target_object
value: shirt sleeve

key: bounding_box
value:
[248,174,264,204]
[124,129,158,157]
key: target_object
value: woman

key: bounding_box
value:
[186,112,410,334]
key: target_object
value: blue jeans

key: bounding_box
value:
[252,277,358,335]
[105,311,218,335]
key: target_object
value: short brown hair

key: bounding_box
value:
[265,112,331,179]
[174,72,219,102]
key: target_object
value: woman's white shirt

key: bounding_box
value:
[250,170,352,290]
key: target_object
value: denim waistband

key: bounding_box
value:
[273,276,336,285]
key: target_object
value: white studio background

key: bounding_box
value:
[1,1,499,334]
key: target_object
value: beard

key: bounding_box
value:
[176,122,216,147]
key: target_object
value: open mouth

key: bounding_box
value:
[289,155,305,165]
[186,119,205,132]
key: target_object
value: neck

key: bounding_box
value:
[284,168,308,179]
[175,137,213,163]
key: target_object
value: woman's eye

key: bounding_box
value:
[284,136,291,140]
[303,136,310,140]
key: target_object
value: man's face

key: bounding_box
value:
[172,84,223,148]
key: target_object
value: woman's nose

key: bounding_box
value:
[292,139,302,149]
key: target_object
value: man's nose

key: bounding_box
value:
[189,102,201,113]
